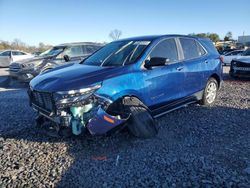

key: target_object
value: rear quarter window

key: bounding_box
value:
[180,38,206,60]
[12,51,26,55]
[199,38,218,55]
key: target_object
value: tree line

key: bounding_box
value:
[0,31,234,53]
[189,31,233,42]
[0,39,52,53]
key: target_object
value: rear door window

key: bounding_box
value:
[149,38,178,63]
[64,45,83,57]
[242,49,250,56]
[231,51,242,55]
[12,51,26,55]
[180,38,206,59]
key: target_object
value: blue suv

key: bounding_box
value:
[28,35,222,138]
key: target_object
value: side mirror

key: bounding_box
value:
[144,57,170,69]
[63,55,70,62]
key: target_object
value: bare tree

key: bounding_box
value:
[109,29,122,41]
[224,31,233,41]
[11,38,26,50]
[0,39,51,52]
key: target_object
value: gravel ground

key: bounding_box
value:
[0,68,249,187]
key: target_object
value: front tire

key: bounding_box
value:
[127,104,157,138]
[200,78,218,106]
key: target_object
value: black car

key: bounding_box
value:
[9,42,103,82]
[230,57,250,78]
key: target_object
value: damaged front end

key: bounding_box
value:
[28,84,130,136]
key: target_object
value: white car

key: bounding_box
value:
[221,49,250,66]
[221,50,244,65]
[0,50,33,67]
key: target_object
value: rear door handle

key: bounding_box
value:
[176,66,184,71]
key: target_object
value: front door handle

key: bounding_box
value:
[176,66,184,71]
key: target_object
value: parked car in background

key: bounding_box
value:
[0,50,33,67]
[9,42,103,81]
[27,35,222,138]
[230,57,250,78]
[221,48,250,66]
[221,50,244,65]
[221,49,236,55]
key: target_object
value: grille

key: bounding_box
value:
[233,67,250,71]
[9,63,21,72]
[235,61,250,68]
[30,90,54,112]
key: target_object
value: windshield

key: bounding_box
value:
[242,49,250,56]
[39,46,65,57]
[83,40,151,66]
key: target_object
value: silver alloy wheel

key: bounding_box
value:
[206,82,217,104]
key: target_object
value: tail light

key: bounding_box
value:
[220,56,224,63]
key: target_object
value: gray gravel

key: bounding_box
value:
[0,71,250,187]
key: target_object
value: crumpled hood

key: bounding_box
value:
[30,63,117,92]
[234,57,250,64]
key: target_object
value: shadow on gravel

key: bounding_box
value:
[0,76,28,89]
[0,75,10,87]
[1,103,250,187]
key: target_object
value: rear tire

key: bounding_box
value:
[200,78,218,106]
[127,105,157,138]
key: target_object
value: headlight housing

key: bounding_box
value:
[54,84,102,107]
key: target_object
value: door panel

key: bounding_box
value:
[0,57,11,67]
[139,38,185,110]
[179,38,206,96]
[142,62,185,110]
[0,51,11,67]
[182,58,204,96]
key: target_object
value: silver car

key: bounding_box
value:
[0,50,33,67]
[9,42,103,82]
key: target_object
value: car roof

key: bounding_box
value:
[226,50,244,53]
[57,42,104,47]
[116,34,203,42]
[0,49,26,52]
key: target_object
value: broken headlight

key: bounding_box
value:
[54,84,102,108]
[21,60,43,69]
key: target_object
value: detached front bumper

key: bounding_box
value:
[87,107,129,135]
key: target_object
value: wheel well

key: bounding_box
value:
[105,95,149,116]
[210,74,221,88]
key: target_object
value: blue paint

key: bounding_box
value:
[29,35,223,135]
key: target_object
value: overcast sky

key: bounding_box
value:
[0,0,249,46]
